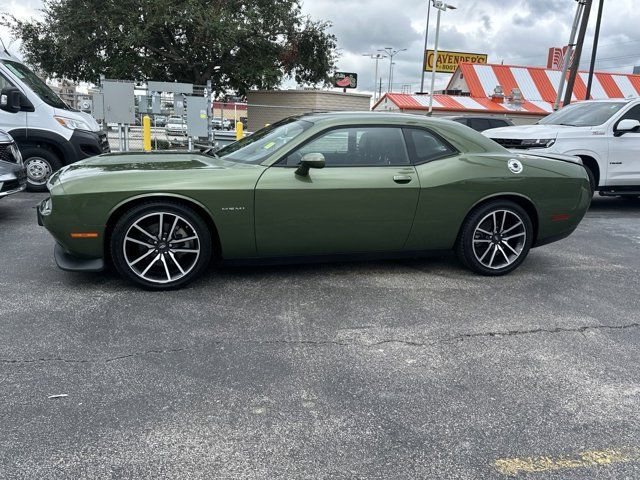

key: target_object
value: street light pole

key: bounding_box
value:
[384,47,407,93]
[363,53,386,101]
[420,0,433,93]
[428,1,456,115]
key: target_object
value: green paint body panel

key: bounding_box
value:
[41,113,591,264]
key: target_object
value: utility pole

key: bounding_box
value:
[563,0,593,107]
[585,0,605,99]
[554,0,585,110]
[420,0,433,93]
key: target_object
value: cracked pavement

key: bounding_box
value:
[1,192,640,479]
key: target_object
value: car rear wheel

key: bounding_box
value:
[456,200,533,276]
[111,202,212,289]
[22,147,63,192]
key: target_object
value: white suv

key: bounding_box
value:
[484,99,640,197]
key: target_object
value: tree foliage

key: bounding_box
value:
[2,0,337,95]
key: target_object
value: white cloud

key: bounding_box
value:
[3,0,640,94]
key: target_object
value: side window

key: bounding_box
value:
[490,119,509,129]
[403,128,457,164]
[287,127,410,167]
[0,72,14,90]
[620,105,640,123]
[469,118,492,131]
[453,118,467,126]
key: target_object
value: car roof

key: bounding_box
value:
[570,98,637,104]
[298,111,458,127]
[442,115,513,120]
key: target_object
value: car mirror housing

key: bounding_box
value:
[295,153,326,177]
[614,119,640,137]
[0,87,23,114]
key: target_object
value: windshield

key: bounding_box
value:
[539,101,627,127]
[2,60,69,110]
[215,118,313,164]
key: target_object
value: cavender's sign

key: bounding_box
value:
[424,50,488,73]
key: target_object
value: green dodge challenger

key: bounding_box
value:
[39,112,591,289]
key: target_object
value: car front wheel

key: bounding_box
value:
[111,202,212,289]
[456,200,533,276]
[22,147,63,192]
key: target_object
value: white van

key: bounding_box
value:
[0,51,109,191]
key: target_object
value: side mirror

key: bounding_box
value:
[614,119,640,137]
[0,87,23,114]
[295,152,325,177]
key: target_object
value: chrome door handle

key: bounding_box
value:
[393,175,412,184]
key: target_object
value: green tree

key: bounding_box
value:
[2,0,337,95]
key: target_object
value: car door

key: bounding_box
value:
[608,104,640,186]
[254,125,420,257]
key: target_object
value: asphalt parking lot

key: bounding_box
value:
[1,192,640,479]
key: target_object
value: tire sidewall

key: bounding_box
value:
[111,202,212,289]
[459,200,533,276]
[21,147,63,192]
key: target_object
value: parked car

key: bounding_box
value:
[0,130,27,199]
[443,115,514,132]
[154,115,167,127]
[38,112,590,289]
[484,99,640,197]
[165,116,187,136]
[212,117,231,131]
[0,51,108,191]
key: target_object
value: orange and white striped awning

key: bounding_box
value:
[374,93,553,115]
[373,62,640,115]
[455,63,640,103]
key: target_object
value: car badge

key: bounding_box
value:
[508,159,523,174]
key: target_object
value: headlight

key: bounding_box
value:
[9,143,22,163]
[54,115,91,131]
[40,197,52,216]
[521,138,556,149]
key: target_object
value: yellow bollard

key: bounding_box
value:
[235,121,244,141]
[142,115,152,151]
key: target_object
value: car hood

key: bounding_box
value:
[50,151,264,194]
[483,124,577,139]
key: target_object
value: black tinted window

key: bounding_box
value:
[289,127,410,166]
[452,118,468,126]
[490,119,510,128]
[620,105,640,123]
[469,118,492,131]
[404,128,456,164]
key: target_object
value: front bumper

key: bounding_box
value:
[38,197,105,272]
[69,130,110,161]
[54,243,104,272]
[0,162,27,198]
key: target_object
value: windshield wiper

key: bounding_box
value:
[203,147,219,158]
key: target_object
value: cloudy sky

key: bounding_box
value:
[2,0,640,93]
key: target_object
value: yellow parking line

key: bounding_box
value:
[493,447,640,476]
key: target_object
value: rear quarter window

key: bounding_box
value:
[403,128,457,164]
